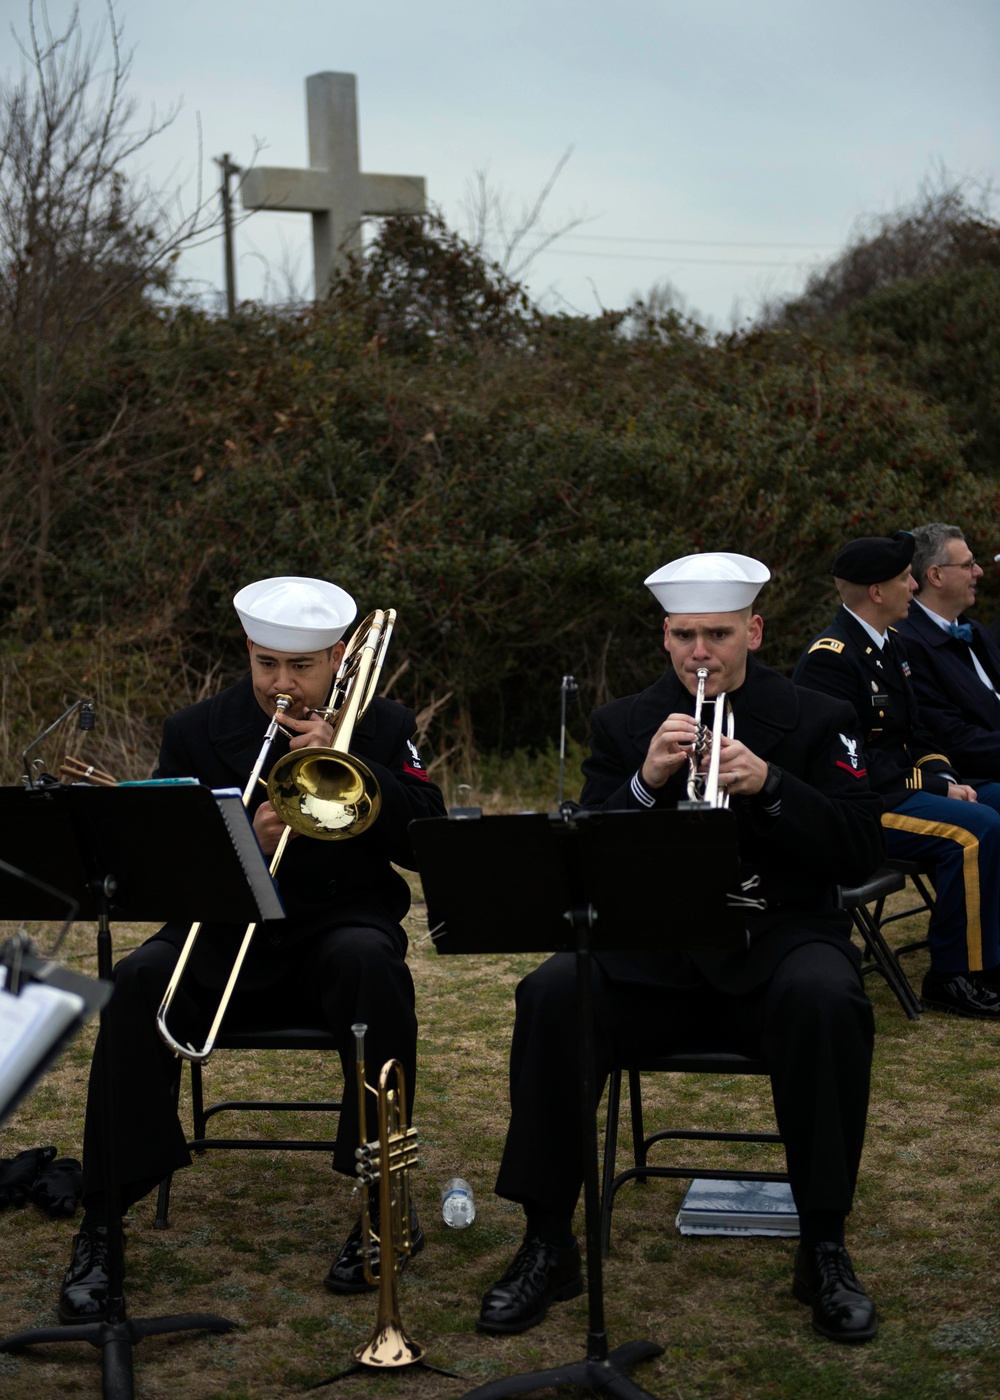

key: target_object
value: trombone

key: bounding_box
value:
[685,667,734,808]
[156,608,395,1063]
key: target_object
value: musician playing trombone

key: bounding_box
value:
[478,552,885,1344]
[58,576,445,1323]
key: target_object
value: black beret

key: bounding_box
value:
[831,531,915,584]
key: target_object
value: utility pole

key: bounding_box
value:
[215,154,241,316]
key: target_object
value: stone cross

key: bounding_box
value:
[241,72,426,295]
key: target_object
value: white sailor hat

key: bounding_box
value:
[234,576,357,651]
[645,552,770,613]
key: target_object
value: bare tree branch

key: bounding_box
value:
[460,148,592,285]
[0,0,258,629]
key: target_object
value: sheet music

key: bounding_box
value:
[212,789,285,922]
[0,966,85,1120]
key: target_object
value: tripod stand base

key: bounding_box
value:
[0,1312,238,1400]
[458,1339,664,1399]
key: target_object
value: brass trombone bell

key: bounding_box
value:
[267,749,381,838]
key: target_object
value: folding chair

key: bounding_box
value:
[880,857,934,967]
[155,1025,342,1228]
[599,1052,787,1259]
[837,866,924,1019]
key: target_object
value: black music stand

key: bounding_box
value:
[410,806,746,1400]
[0,783,284,1400]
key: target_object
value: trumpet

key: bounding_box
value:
[686,667,734,807]
[156,608,395,1063]
[350,1021,423,1370]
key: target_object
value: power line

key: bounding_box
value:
[522,246,826,268]
[554,233,839,250]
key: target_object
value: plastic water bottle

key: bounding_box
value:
[441,1177,476,1228]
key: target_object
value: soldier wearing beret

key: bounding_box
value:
[793,533,1000,1019]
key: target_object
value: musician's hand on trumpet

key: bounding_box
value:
[711,734,768,797]
[641,712,768,798]
[640,712,703,789]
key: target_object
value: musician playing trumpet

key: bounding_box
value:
[58,576,445,1323]
[478,552,886,1345]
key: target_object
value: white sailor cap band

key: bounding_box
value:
[234,576,357,651]
[645,552,770,613]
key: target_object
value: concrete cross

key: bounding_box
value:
[241,72,426,296]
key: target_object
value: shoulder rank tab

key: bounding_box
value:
[808,638,844,656]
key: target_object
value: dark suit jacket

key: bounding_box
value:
[153,674,446,982]
[895,602,1000,780]
[580,655,885,993]
[792,604,954,809]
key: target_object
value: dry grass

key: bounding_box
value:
[1,879,998,1399]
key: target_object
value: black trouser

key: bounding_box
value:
[495,940,874,1222]
[81,922,417,1202]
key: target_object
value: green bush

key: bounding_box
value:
[3,216,999,777]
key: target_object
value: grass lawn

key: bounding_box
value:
[1,866,998,1399]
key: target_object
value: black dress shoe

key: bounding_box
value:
[792,1241,877,1343]
[58,1226,110,1323]
[921,969,1000,1019]
[477,1235,583,1336]
[324,1205,424,1295]
[970,964,1000,991]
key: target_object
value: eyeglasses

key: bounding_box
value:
[937,558,977,572]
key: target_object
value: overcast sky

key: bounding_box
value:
[4,0,998,328]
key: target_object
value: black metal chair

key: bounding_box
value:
[599,1053,787,1259]
[155,1025,342,1228]
[879,856,935,964]
[837,865,925,1019]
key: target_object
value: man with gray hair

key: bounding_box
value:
[895,523,1000,782]
[794,532,1000,1021]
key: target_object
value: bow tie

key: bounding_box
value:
[949,621,974,643]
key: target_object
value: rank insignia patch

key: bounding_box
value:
[404,739,429,781]
[835,731,867,778]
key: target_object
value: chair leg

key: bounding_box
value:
[155,1058,184,1229]
[850,907,922,1020]
[191,1060,206,1147]
[628,1068,648,1171]
[154,1175,172,1230]
[600,1069,623,1260]
[910,871,936,912]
